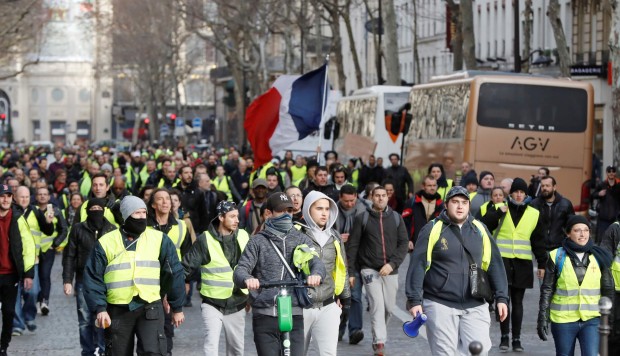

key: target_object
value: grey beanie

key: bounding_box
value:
[120,196,147,221]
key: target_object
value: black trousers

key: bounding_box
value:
[253,313,304,356]
[105,302,166,356]
[610,291,620,351]
[0,274,18,350]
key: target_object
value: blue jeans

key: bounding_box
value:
[339,270,363,336]
[75,282,105,356]
[551,317,599,356]
[38,249,55,303]
[13,264,40,331]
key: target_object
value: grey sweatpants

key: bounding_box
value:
[423,299,492,356]
[360,268,399,344]
[200,303,246,356]
[303,302,342,355]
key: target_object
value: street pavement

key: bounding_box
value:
[6,253,571,355]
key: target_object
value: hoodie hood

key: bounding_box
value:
[302,190,339,247]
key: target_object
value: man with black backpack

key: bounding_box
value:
[346,185,408,356]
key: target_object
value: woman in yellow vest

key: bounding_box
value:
[428,163,453,201]
[483,178,545,352]
[537,215,613,356]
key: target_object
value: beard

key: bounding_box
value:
[541,190,553,199]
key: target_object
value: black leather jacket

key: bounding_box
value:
[62,219,117,284]
[538,250,614,322]
[530,192,575,252]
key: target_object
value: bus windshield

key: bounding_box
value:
[384,92,410,112]
[476,83,588,133]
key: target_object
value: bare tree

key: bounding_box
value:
[547,0,570,77]
[382,0,400,85]
[341,0,363,89]
[460,0,476,69]
[0,0,48,79]
[412,0,421,82]
[522,0,533,73]
[316,0,347,92]
[446,0,463,71]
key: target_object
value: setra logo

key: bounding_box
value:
[510,137,550,151]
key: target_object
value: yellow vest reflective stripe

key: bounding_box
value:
[333,239,347,296]
[425,219,491,272]
[212,176,233,201]
[79,201,119,228]
[496,207,539,260]
[200,230,249,299]
[436,179,454,201]
[549,248,601,323]
[139,166,150,185]
[290,165,307,186]
[26,210,43,256]
[101,229,163,304]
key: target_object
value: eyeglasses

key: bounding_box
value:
[571,228,590,234]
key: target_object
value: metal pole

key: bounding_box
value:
[378,0,383,84]
[513,0,521,72]
[599,296,612,356]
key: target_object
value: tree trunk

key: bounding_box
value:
[413,0,421,83]
[522,0,533,73]
[447,0,463,71]
[610,0,620,166]
[461,0,476,69]
[547,0,571,77]
[382,0,401,85]
[342,6,363,89]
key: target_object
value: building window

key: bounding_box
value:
[79,88,90,103]
[51,88,64,102]
[31,88,39,103]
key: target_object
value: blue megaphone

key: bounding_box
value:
[403,312,427,337]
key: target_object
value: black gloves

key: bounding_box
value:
[537,314,549,341]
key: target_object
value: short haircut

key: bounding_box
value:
[541,175,557,186]
[316,166,329,174]
[178,165,192,175]
[91,172,108,183]
[371,185,386,196]
[339,184,357,196]
[540,167,550,176]
[389,153,399,160]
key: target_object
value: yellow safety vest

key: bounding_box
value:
[212,176,233,201]
[147,219,187,260]
[496,206,539,260]
[332,239,347,296]
[609,222,620,290]
[200,230,249,299]
[437,179,454,201]
[79,200,119,228]
[157,178,180,188]
[549,248,601,323]
[426,219,491,272]
[40,212,58,253]
[139,166,150,186]
[17,215,36,274]
[290,165,307,187]
[350,169,359,189]
[25,209,43,256]
[100,229,163,304]
[479,201,506,217]
[80,172,92,198]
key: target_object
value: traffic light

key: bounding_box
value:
[170,114,177,122]
[144,117,150,125]
[0,113,5,122]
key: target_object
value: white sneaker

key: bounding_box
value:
[36,302,41,315]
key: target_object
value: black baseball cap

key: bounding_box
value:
[607,166,616,173]
[265,193,294,212]
[0,184,12,196]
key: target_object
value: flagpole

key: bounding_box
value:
[317,54,330,165]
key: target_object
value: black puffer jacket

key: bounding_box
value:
[62,219,117,284]
[538,249,614,322]
[531,192,575,251]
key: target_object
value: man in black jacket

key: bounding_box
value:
[530,176,574,257]
[406,186,509,356]
[302,166,339,203]
[402,175,443,250]
[62,198,117,356]
[346,186,408,355]
[384,153,414,200]
[599,214,620,350]
[0,184,35,356]
[358,155,384,194]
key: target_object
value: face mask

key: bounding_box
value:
[267,213,293,233]
[87,210,105,230]
[123,216,147,237]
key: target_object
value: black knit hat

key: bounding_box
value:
[87,198,106,211]
[461,174,478,187]
[478,170,494,183]
[510,178,528,194]
[565,215,591,233]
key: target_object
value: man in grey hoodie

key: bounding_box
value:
[300,191,351,355]
[233,193,326,356]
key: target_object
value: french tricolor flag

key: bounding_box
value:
[245,64,329,168]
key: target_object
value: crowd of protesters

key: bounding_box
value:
[0,142,619,356]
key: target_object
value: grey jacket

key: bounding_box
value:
[301,191,351,306]
[232,225,326,316]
